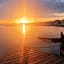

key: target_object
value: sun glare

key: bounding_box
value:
[19,18,30,24]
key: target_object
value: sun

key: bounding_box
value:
[19,18,30,24]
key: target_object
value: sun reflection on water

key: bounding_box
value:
[22,24,26,37]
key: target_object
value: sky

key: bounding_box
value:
[0,0,64,23]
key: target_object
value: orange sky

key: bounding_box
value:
[0,0,64,24]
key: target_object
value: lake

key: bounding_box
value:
[0,24,64,56]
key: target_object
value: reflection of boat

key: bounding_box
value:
[38,32,64,56]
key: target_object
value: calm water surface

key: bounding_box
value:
[0,24,64,56]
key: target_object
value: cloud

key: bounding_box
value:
[25,0,64,18]
[41,0,64,13]
[52,13,64,17]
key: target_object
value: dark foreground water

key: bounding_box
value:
[0,47,64,64]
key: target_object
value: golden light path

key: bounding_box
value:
[22,24,26,36]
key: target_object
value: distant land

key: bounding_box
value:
[31,19,64,27]
[0,19,64,27]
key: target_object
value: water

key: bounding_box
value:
[0,25,64,56]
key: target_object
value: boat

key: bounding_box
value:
[38,32,64,43]
[38,32,64,56]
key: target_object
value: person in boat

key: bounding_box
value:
[60,32,64,49]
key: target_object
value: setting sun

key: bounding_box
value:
[19,18,30,24]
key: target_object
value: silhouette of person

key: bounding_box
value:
[61,32,64,47]
[60,32,64,56]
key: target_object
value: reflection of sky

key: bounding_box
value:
[0,0,64,21]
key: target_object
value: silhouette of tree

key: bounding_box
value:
[56,20,62,24]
